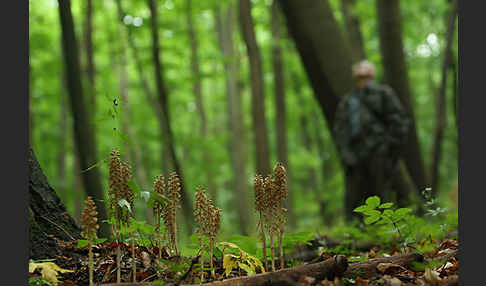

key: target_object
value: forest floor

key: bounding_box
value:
[28,232,458,286]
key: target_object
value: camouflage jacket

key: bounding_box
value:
[333,82,410,167]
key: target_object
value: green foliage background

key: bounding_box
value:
[29,0,458,238]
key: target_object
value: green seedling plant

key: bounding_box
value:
[354,196,412,246]
[219,242,265,277]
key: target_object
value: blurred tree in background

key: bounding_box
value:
[29,0,458,239]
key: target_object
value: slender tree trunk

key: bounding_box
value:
[377,0,428,194]
[311,109,333,224]
[451,55,458,129]
[115,22,152,222]
[148,0,193,233]
[271,0,295,228]
[295,90,325,222]
[57,0,110,238]
[84,0,96,114]
[216,3,251,235]
[239,0,271,176]
[114,0,170,176]
[339,0,366,62]
[431,0,458,195]
[29,64,33,146]
[187,0,217,202]
[57,78,68,203]
[73,150,84,223]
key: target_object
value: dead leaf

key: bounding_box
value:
[424,268,442,286]
[367,249,376,258]
[355,277,369,286]
[141,251,151,269]
[58,280,77,286]
[298,275,316,286]
[29,262,74,286]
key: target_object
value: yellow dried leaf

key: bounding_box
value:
[223,254,237,277]
[42,266,59,286]
[29,262,74,286]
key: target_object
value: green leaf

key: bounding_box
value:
[365,196,381,209]
[383,209,394,217]
[364,215,381,225]
[126,179,141,196]
[362,209,381,217]
[77,240,89,248]
[353,205,371,213]
[151,191,170,205]
[378,202,394,209]
[118,199,132,213]
[238,262,254,276]
[95,238,107,244]
[393,208,411,219]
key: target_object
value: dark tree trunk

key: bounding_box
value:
[57,0,110,238]
[187,0,217,202]
[377,0,429,194]
[148,0,193,233]
[271,0,295,228]
[431,0,458,195]
[216,3,252,235]
[277,0,354,129]
[339,0,366,62]
[84,0,96,114]
[29,148,82,259]
[239,0,271,176]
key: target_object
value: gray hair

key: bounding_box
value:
[352,60,376,78]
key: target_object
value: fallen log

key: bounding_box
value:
[100,255,348,286]
[344,253,424,279]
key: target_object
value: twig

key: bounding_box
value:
[39,215,76,240]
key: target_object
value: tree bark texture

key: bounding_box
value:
[431,0,458,195]
[377,0,429,194]
[339,0,366,62]
[187,0,217,203]
[271,0,295,228]
[29,148,82,259]
[57,0,110,238]
[239,0,271,176]
[344,253,424,279]
[216,3,252,235]
[148,0,193,233]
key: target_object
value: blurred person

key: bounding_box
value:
[333,60,411,219]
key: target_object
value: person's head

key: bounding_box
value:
[352,60,376,90]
